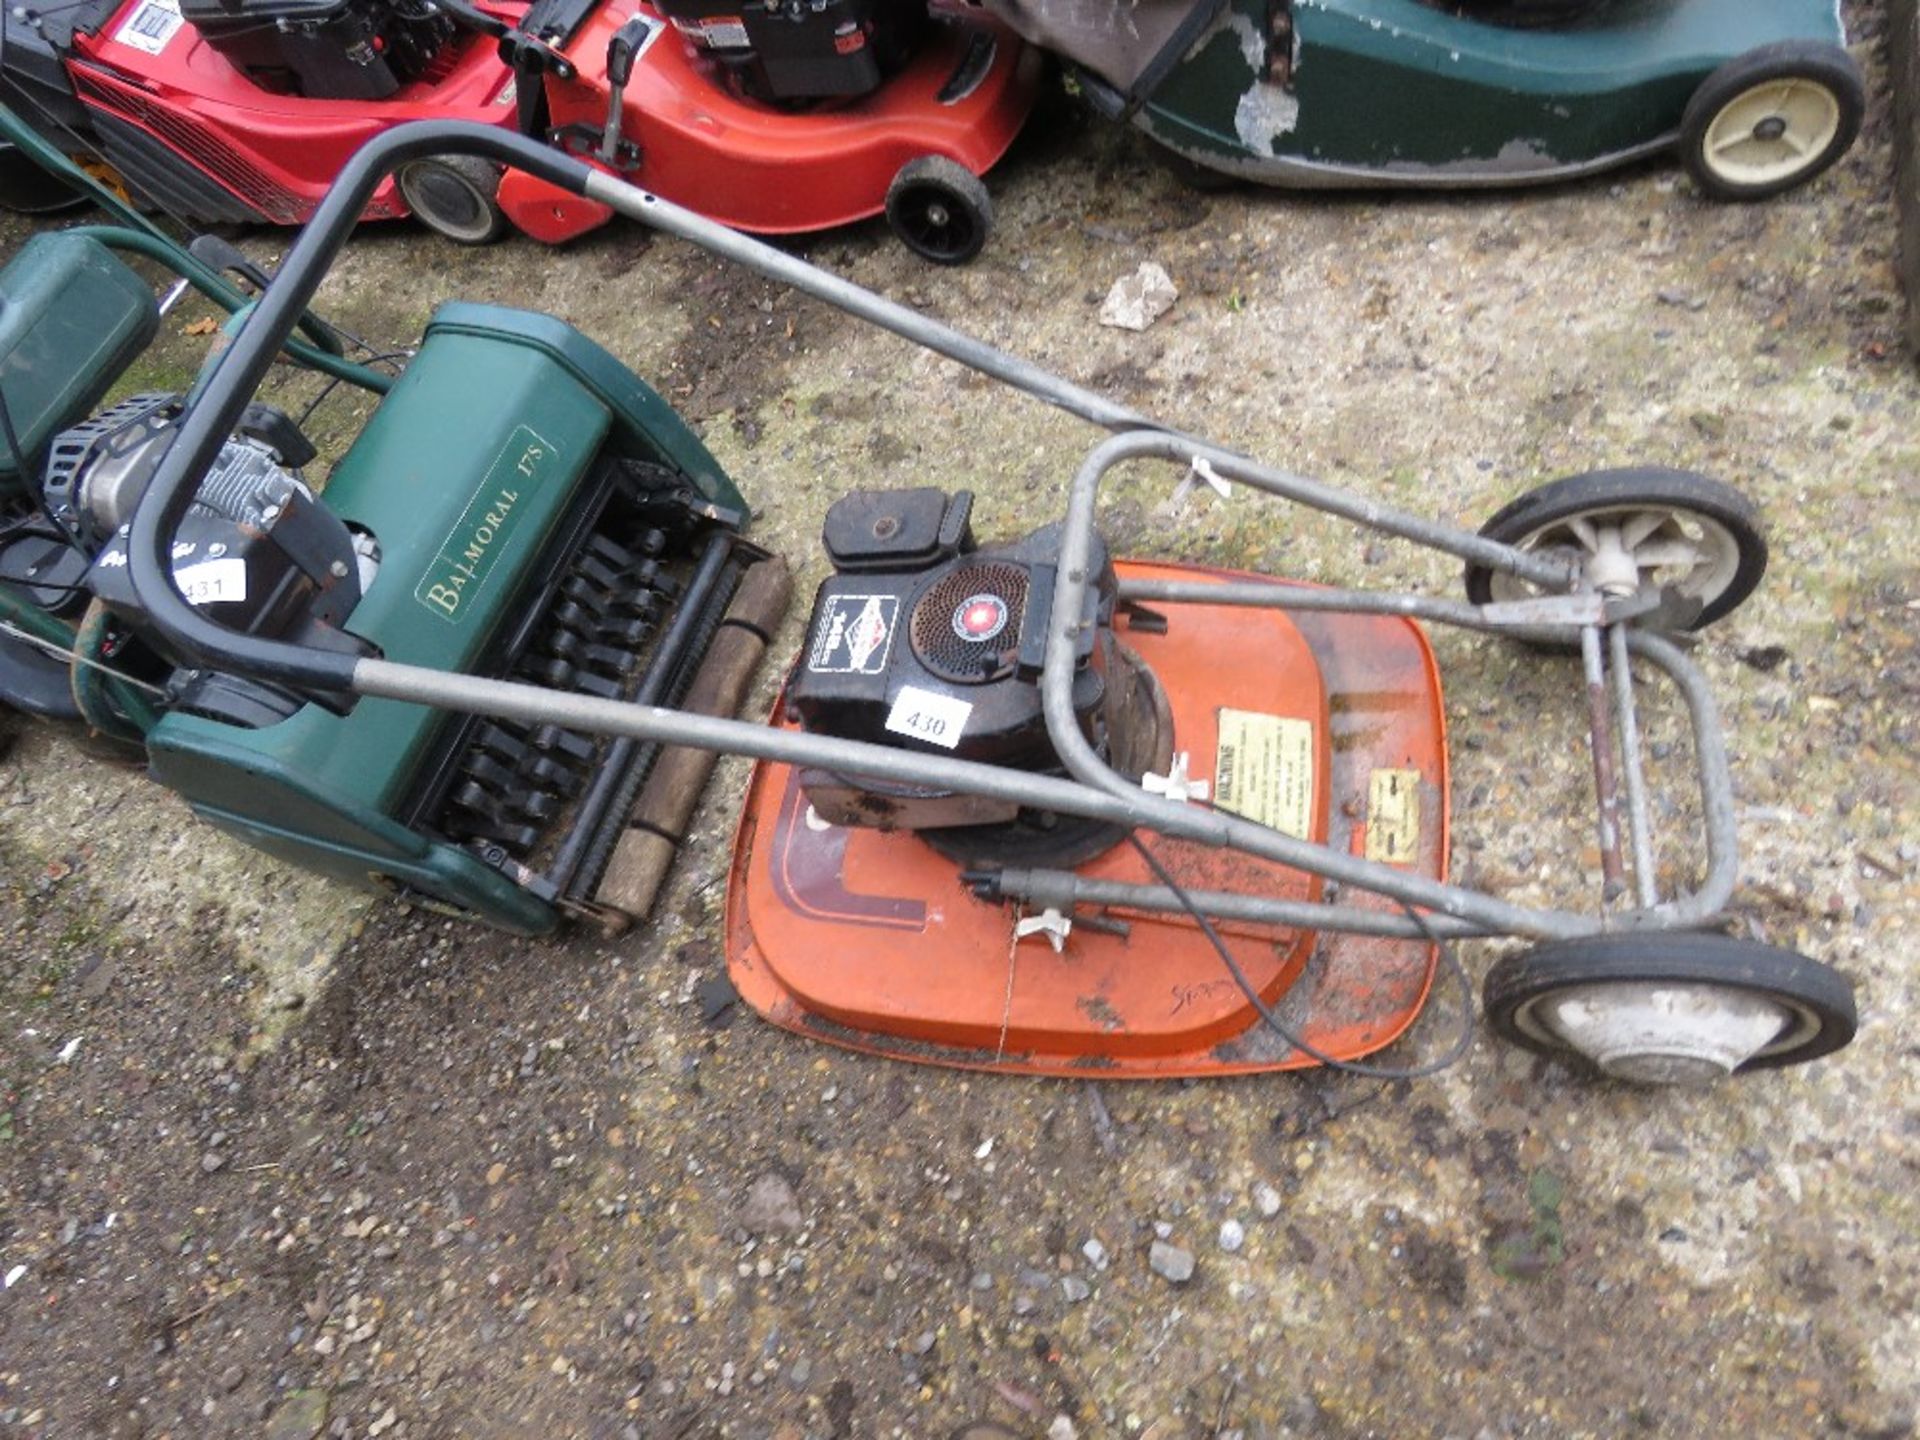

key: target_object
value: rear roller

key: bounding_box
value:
[1484,934,1856,1084]
[885,155,992,265]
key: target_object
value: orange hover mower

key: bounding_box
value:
[720,449,1859,1085]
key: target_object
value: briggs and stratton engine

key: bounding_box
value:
[785,487,1171,866]
[178,0,458,100]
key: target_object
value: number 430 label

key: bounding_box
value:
[884,685,972,750]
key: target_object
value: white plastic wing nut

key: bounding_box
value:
[1172,455,1232,504]
[1013,907,1072,953]
[1142,751,1210,804]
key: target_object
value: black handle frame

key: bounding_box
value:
[127,124,595,695]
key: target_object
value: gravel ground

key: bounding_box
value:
[2,15,1918,1440]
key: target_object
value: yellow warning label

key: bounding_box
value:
[1366,768,1422,865]
[1212,710,1315,838]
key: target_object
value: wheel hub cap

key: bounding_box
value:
[1704,78,1842,188]
[1532,981,1792,1084]
[1487,503,1743,613]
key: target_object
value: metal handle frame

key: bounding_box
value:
[121,120,1731,945]
[1030,431,1738,941]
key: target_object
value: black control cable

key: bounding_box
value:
[1124,832,1478,1080]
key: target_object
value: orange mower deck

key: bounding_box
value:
[725,561,1451,1078]
[498,7,1041,243]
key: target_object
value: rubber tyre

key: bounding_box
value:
[1484,933,1857,1074]
[397,155,510,245]
[885,155,992,266]
[1680,43,1865,202]
[1463,467,1767,630]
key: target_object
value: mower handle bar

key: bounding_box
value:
[123,122,1655,939]
[129,120,1579,696]
[127,122,1156,691]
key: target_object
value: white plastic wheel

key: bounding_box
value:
[1679,44,1865,202]
[1482,503,1746,609]
[1697,78,1843,193]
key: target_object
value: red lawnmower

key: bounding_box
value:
[499,1,1038,261]
[0,0,1037,257]
[0,0,531,240]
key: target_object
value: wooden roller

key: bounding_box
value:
[594,555,792,923]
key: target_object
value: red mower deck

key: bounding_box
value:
[500,6,1040,244]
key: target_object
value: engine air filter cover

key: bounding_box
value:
[911,560,1027,683]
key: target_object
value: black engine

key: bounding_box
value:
[178,0,457,99]
[786,488,1170,867]
[654,0,923,104]
[12,390,372,725]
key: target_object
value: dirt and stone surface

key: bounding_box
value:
[3,16,1918,1440]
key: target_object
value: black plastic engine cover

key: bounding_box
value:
[787,496,1110,769]
[656,0,921,103]
[820,487,972,572]
[179,0,455,99]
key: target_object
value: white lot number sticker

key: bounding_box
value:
[697,15,749,46]
[1212,708,1314,838]
[115,0,185,55]
[885,685,971,750]
[173,556,247,607]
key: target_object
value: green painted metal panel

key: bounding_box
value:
[1140,0,1846,175]
[143,301,747,932]
[426,303,746,515]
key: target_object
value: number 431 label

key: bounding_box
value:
[173,556,247,607]
[884,685,972,750]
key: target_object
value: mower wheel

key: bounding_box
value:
[1484,933,1856,1084]
[1464,468,1766,631]
[1680,43,1865,201]
[886,156,992,266]
[397,155,509,245]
